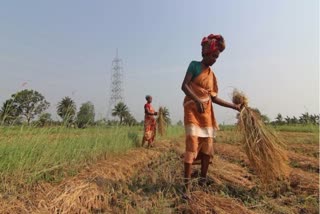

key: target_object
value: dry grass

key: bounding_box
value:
[232,89,289,184]
[232,90,249,107]
[287,151,319,172]
[209,156,255,189]
[288,168,319,196]
[180,191,255,214]
[214,143,250,166]
[157,107,167,136]
[0,144,166,213]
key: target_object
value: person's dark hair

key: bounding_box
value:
[145,95,151,101]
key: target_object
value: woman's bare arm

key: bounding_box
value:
[212,96,241,111]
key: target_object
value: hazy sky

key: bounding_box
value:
[0,0,319,124]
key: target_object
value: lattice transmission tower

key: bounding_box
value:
[106,50,125,119]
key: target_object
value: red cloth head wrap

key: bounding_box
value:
[201,34,223,56]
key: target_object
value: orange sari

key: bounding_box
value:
[144,103,156,142]
[183,67,218,164]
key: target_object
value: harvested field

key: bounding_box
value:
[0,131,318,213]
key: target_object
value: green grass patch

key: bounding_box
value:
[270,124,319,133]
[158,125,184,140]
[0,126,139,187]
[0,125,183,192]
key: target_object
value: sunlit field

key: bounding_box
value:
[0,124,318,213]
[0,125,184,191]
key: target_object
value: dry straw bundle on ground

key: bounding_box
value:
[179,191,254,214]
[232,89,289,184]
[157,107,167,136]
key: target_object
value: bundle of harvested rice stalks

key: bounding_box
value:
[157,107,167,136]
[183,191,254,214]
[232,89,289,184]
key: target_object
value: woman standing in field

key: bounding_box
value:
[142,95,158,148]
[181,34,241,197]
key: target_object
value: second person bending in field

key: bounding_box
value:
[181,34,241,197]
[142,95,157,148]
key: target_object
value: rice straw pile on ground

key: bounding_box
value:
[180,191,255,214]
[157,107,167,136]
[232,89,289,184]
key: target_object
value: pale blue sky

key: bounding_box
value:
[0,0,319,124]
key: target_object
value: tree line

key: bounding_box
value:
[242,108,319,125]
[0,89,171,127]
[272,113,319,125]
[1,89,317,127]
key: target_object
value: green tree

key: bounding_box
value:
[0,99,21,125]
[250,108,269,124]
[95,118,107,126]
[57,97,76,126]
[176,120,183,126]
[123,113,137,126]
[291,116,299,124]
[285,116,291,124]
[112,102,129,124]
[275,113,284,125]
[10,89,49,125]
[76,102,95,128]
[38,112,52,127]
[107,120,119,126]
[299,112,311,124]
[310,114,319,125]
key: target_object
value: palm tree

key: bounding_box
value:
[291,116,299,124]
[158,106,171,125]
[285,116,291,124]
[112,102,129,124]
[275,113,283,125]
[299,112,310,124]
[309,114,319,125]
[0,99,20,125]
[57,97,76,126]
